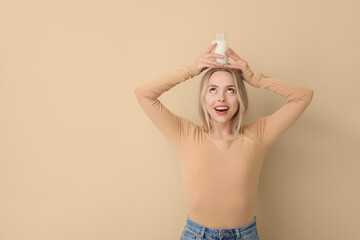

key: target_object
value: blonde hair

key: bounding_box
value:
[198,68,254,143]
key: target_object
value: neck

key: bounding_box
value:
[209,121,233,138]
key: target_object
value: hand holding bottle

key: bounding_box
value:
[195,42,225,72]
[222,47,250,74]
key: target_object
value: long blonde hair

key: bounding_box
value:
[198,68,251,139]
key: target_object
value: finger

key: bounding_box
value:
[210,61,223,68]
[228,48,237,56]
[204,59,222,68]
[225,51,241,61]
[200,56,223,67]
[206,53,224,59]
[205,42,217,53]
[228,48,241,58]
[228,47,237,55]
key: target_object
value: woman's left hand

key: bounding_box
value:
[222,47,250,74]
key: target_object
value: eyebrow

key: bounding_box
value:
[207,85,236,88]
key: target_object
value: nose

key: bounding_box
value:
[218,93,225,102]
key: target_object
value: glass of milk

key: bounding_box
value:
[211,32,228,65]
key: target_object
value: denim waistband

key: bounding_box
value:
[184,214,257,239]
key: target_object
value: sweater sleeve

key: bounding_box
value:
[241,67,314,149]
[134,62,202,147]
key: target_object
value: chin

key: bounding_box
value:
[211,116,232,123]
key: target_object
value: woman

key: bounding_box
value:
[134,43,314,240]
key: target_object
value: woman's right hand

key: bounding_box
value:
[195,42,224,72]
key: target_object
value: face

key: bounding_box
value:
[204,71,239,125]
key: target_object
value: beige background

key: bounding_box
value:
[0,0,359,239]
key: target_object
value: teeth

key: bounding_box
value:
[215,107,229,110]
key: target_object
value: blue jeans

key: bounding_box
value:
[181,215,259,240]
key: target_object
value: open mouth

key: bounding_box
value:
[214,107,229,115]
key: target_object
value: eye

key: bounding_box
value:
[228,88,235,93]
[209,88,216,93]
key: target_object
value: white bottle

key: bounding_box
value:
[211,32,228,65]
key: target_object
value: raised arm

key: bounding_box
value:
[241,67,314,148]
[134,63,201,147]
[134,43,225,147]
[223,47,314,148]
